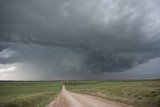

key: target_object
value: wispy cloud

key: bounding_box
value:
[0,66,16,73]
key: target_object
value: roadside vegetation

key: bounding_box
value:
[0,80,159,107]
[65,80,160,107]
[0,81,61,107]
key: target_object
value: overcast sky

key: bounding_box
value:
[0,0,160,80]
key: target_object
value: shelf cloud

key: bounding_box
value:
[0,0,160,80]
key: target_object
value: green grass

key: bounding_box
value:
[0,81,62,107]
[1,80,159,107]
[65,80,160,107]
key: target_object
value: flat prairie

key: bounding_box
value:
[65,80,160,107]
[0,80,160,107]
[0,81,61,107]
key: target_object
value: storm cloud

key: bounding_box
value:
[0,0,160,79]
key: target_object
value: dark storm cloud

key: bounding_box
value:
[0,0,160,74]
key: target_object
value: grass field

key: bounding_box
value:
[0,81,61,107]
[65,80,160,107]
[0,80,159,107]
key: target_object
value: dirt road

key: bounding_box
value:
[48,85,132,107]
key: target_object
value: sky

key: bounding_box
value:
[0,0,160,80]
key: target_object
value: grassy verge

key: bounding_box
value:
[65,80,160,107]
[0,81,62,107]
